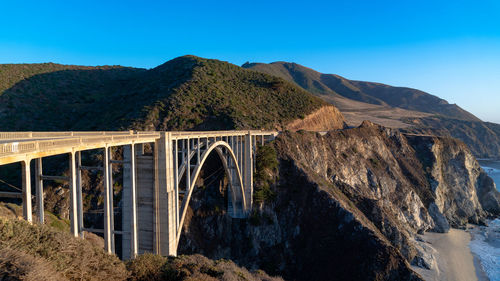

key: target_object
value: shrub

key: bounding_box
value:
[0,217,129,281]
[127,254,284,281]
[253,144,278,204]
[127,253,168,281]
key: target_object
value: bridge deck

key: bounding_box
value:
[0,130,276,165]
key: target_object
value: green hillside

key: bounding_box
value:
[0,63,143,96]
[0,56,328,131]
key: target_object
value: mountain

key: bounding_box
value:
[0,56,345,132]
[243,61,500,158]
[242,61,480,123]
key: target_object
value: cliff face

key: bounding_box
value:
[406,134,498,229]
[180,153,422,281]
[403,117,500,159]
[178,122,500,280]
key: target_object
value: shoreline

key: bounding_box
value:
[473,254,490,281]
[469,225,490,281]
[412,228,489,281]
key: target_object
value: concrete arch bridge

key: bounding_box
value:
[0,130,277,258]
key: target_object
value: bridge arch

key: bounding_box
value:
[176,140,246,244]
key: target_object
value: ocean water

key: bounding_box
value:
[469,219,500,281]
[472,160,500,280]
[478,159,500,192]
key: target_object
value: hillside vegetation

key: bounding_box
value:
[0,216,129,280]
[0,203,281,281]
[0,63,142,96]
[0,56,332,131]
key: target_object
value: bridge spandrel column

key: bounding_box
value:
[154,132,177,257]
[122,144,139,260]
[244,132,253,214]
[227,155,245,219]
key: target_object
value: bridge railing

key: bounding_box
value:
[0,131,153,140]
[0,133,160,158]
[0,130,276,159]
[170,130,277,139]
[0,130,276,140]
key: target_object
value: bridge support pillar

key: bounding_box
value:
[123,144,139,259]
[103,147,113,253]
[69,152,79,237]
[154,132,177,256]
[35,158,44,224]
[21,159,32,223]
[244,132,253,213]
[76,152,84,237]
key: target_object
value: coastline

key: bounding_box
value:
[412,228,489,281]
[469,219,500,281]
[473,254,490,281]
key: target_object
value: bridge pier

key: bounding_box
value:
[69,152,79,237]
[35,158,44,224]
[122,144,139,259]
[244,132,253,209]
[154,132,177,256]
[76,152,84,237]
[103,147,113,253]
[21,159,32,223]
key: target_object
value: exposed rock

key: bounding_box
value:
[427,203,450,233]
[406,134,496,226]
[179,156,422,281]
[412,238,438,271]
[285,105,347,131]
[476,171,500,215]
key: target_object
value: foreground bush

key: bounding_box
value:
[127,253,283,281]
[0,204,280,281]
[0,217,128,281]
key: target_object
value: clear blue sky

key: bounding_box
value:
[1,0,499,123]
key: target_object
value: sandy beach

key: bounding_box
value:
[412,228,488,281]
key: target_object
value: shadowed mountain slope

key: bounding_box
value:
[0,63,143,96]
[0,56,337,131]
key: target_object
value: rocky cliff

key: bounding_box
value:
[178,122,500,280]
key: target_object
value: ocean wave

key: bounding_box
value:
[481,166,500,174]
[469,219,500,281]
